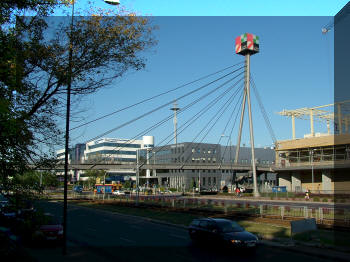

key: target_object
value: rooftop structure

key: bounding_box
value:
[278,100,350,139]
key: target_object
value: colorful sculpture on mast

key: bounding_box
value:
[235,33,259,55]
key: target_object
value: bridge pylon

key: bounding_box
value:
[235,33,260,197]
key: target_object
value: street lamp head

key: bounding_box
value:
[104,0,120,5]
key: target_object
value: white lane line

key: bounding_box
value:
[169,234,187,240]
[119,237,136,243]
[87,227,97,232]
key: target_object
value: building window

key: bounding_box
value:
[213,177,216,185]
[208,177,211,185]
[202,177,206,186]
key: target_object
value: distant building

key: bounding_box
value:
[84,137,144,164]
[153,143,275,191]
[56,136,154,182]
[153,142,222,190]
[220,146,275,165]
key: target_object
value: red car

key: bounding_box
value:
[34,213,63,242]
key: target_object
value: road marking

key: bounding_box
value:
[87,227,97,232]
[169,234,187,240]
[119,237,136,243]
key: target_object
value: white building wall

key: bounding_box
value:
[84,138,145,163]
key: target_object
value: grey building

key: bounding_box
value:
[153,142,222,191]
[153,143,275,191]
[220,146,275,165]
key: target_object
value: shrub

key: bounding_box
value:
[322,198,328,202]
[313,197,320,202]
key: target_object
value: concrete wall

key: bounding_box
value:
[291,173,301,192]
[278,173,291,191]
[322,171,333,191]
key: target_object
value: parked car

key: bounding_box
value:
[112,190,125,196]
[188,218,258,248]
[33,213,63,243]
[73,185,83,193]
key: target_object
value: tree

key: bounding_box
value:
[123,180,131,189]
[85,169,106,185]
[0,1,157,191]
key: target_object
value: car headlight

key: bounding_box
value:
[231,239,241,243]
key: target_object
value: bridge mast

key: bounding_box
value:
[235,33,260,197]
[170,100,180,145]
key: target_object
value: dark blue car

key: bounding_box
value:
[73,186,83,193]
[188,218,258,248]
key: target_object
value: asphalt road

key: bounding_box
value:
[28,201,335,262]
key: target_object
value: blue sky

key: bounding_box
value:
[53,1,345,149]
[68,0,348,16]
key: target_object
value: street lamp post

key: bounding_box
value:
[221,134,233,192]
[310,149,315,192]
[136,149,140,205]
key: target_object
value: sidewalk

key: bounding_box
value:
[188,195,343,206]
[185,195,350,208]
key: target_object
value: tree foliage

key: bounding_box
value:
[0,1,157,190]
[85,169,106,185]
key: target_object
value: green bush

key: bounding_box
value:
[313,197,320,202]
[169,188,177,192]
[322,198,328,202]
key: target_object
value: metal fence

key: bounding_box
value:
[50,192,350,227]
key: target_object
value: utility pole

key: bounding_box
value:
[235,33,260,197]
[63,1,75,255]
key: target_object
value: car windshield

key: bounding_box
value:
[216,221,244,233]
